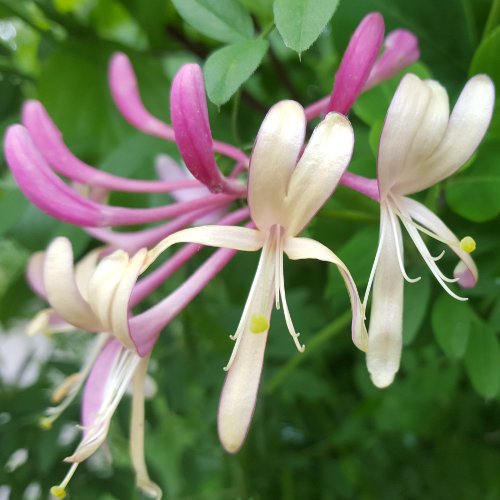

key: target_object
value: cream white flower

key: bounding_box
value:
[366,73,495,388]
[144,100,367,452]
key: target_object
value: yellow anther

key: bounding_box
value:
[51,373,81,404]
[40,417,53,430]
[460,236,476,253]
[249,313,270,334]
[50,485,66,498]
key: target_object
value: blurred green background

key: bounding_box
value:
[0,0,499,498]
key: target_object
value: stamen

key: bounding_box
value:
[392,202,476,254]
[388,209,421,283]
[400,216,466,301]
[250,313,270,333]
[51,373,82,404]
[363,209,387,308]
[67,346,140,461]
[43,334,109,428]
[50,463,78,498]
[277,229,305,352]
[275,226,281,310]
[224,229,276,371]
[431,250,445,262]
[460,236,476,253]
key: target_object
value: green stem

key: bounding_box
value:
[231,89,242,147]
[483,0,500,39]
[265,310,352,394]
[259,21,275,40]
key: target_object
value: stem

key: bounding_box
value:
[265,310,352,393]
[231,89,242,147]
[259,21,275,40]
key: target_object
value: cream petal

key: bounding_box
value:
[145,226,264,270]
[283,236,367,351]
[377,74,431,198]
[26,251,46,298]
[110,248,148,351]
[129,353,162,498]
[87,250,130,336]
[367,208,404,388]
[401,197,477,287]
[284,112,354,236]
[392,79,450,194]
[248,100,306,232]
[405,74,495,194]
[74,248,102,301]
[44,237,101,332]
[218,237,276,453]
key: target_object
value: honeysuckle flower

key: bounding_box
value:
[305,12,419,120]
[170,62,247,194]
[141,100,367,453]
[31,204,252,496]
[365,73,495,388]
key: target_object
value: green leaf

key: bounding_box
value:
[274,0,339,54]
[204,39,269,105]
[431,294,472,358]
[325,225,379,299]
[469,25,500,138]
[445,138,500,222]
[171,0,254,44]
[402,274,431,345]
[465,322,500,399]
[0,239,29,299]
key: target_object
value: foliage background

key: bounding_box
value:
[0,0,499,499]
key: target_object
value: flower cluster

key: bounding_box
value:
[2,11,494,499]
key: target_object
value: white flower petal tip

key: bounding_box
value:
[368,362,398,389]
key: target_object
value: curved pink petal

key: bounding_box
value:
[22,100,199,193]
[109,52,175,140]
[171,64,224,191]
[327,12,385,114]
[363,29,420,91]
[5,125,236,227]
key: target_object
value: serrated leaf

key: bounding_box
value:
[274,0,339,54]
[465,322,500,399]
[431,294,472,358]
[171,0,254,44]
[445,138,500,222]
[204,40,269,105]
